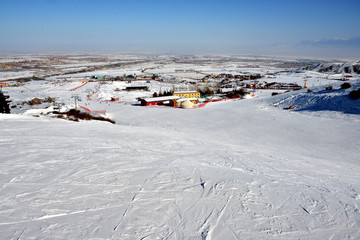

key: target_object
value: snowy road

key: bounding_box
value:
[1,96,360,239]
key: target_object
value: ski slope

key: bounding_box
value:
[1,85,360,239]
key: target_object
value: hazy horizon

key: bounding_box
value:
[1,0,359,59]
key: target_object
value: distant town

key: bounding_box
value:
[1,54,359,116]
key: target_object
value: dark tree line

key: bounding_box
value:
[153,91,173,97]
[0,90,11,114]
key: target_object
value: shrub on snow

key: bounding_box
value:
[349,88,360,100]
[325,86,333,91]
[341,82,351,89]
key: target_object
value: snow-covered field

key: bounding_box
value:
[1,81,360,240]
[0,71,38,81]
[1,55,360,239]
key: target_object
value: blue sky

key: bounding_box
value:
[1,0,359,57]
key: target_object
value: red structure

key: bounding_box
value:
[70,81,88,91]
[79,105,106,114]
[140,96,180,106]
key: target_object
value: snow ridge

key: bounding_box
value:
[303,61,360,74]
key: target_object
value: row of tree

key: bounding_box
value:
[0,90,11,113]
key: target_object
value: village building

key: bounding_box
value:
[92,75,104,80]
[30,97,42,105]
[140,95,199,107]
[125,86,149,91]
[140,91,200,107]
[173,91,200,98]
[140,96,180,106]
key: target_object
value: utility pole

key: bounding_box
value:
[71,94,81,109]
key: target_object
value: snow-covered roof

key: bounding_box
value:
[173,91,200,94]
[175,98,198,102]
[142,96,180,102]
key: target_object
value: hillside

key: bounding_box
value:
[302,61,360,74]
[272,79,360,114]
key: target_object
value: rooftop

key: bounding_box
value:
[142,96,180,102]
[173,91,200,94]
[175,98,198,102]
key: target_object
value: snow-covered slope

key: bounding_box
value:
[1,86,360,239]
[337,61,360,74]
[272,80,360,114]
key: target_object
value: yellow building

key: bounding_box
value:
[173,91,200,98]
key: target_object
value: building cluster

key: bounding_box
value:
[204,73,262,80]
[263,82,302,90]
[92,74,160,82]
[201,73,263,83]
[221,80,302,90]
[0,62,35,70]
[0,58,69,70]
[139,91,200,108]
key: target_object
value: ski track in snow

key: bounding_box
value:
[1,119,359,240]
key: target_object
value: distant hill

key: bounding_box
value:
[298,37,360,49]
[301,61,360,74]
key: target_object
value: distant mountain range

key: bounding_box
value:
[301,61,360,74]
[281,36,360,58]
[298,37,360,48]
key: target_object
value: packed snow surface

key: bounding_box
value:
[273,80,360,114]
[1,87,360,239]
